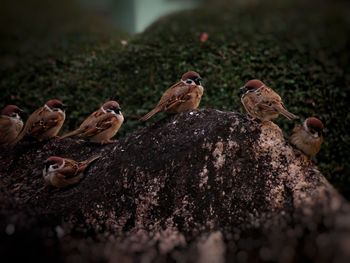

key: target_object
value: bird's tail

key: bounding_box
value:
[79,155,101,171]
[139,107,161,121]
[60,129,82,139]
[276,106,299,120]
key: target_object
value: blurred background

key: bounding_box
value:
[0,0,349,198]
[79,0,202,33]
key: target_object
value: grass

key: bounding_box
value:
[0,1,349,197]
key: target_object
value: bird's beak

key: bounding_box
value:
[240,86,247,94]
[115,108,122,115]
[18,108,26,116]
[195,77,202,85]
[61,104,67,110]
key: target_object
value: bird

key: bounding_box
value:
[13,99,66,143]
[43,155,101,188]
[61,100,124,144]
[140,71,204,121]
[0,105,24,146]
[289,117,324,159]
[240,79,298,122]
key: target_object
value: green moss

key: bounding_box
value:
[1,1,349,197]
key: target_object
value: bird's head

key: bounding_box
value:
[240,79,265,94]
[43,156,65,173]
[304,117,324,137]
[102,100,122,115]
[1,105,24,119]
[46,99,66,112]
[181,71,202,86]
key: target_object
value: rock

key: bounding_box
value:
[1,109,350,262]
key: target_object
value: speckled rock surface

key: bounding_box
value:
[0,109,349,262]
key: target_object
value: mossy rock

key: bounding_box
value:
[0,1,349,197]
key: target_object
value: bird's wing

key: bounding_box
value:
[157,83,196,111]
[255,102,278,113]
[79,110,103,128]
[78,155,101,172]
[22,107,47,135]
[60,158,80,178]
[0,117,12,144]
[258,86,282,102]
[80,113,116,138]
[140,82,196,121]
[61,110,102,138]
[254,86,284,112]
[29,111,64,137]
[156,82,192,107]
[0,116,11,129]
[14,107,47,142]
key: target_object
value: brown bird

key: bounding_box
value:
[289,117,324,159]
[13,99,66,143]
[0,105,24,146]
[43,155,101,188]
[240,79,298,122]
[61,100,124,144]
[140,71,204,121]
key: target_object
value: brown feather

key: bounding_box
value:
[78,113,116,138]
[77,155,101,172]
[140,81,203,121]
[0,116,23,146]
[241,85,298,121]
[289,124,323,158]
[61,109,104,138]
[14,106,65,143]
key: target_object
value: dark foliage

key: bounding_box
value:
[0,1,349,197]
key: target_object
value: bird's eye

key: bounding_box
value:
[310,128,319,135]
[51,164,59,169]
[186,79,194,85]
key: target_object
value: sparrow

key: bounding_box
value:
[14,99,66,143]
[289,117,324,159]
[61,100,124,144]
[140,71,204,121]
[43,155,101,188]
[0,105,24,146]
[240,79,298,122]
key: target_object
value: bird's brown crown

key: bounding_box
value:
[244,79,265,90]
[44,156,64,166]
[1,105,22,116]
[181,71,201,81]
[102,100,121,111]
[306,117,324,132]
[46,99,65,110]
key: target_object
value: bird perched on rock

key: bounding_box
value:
[61,100,124,144]
[240,79,298,122]
[13,99,66,143]
[43,155,100,188]
[289,117,324,159]
[140,71,204,121]
[0,105,24,146]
